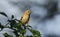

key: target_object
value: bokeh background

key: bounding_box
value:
[0,0,60,37]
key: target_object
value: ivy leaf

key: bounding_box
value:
[28,28,41,37]
[0,12,8,17]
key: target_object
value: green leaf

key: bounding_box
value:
[0,23,4,31]
[25,35,33,37]
[13,30,19,37]
[3,33,13,37]
[16,23,27,36]
[27,25,32,28]
[19,35,23,37]
[28,28,41,37]
[19,29,26,35]
[11,15,14,19]
[8,20,17,28]
[16,22,22,28]
[0,12,8,17]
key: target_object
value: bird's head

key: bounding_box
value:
[24,10,31,15]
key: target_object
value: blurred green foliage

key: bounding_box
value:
[0,12,41,37]
[3,33,13,37]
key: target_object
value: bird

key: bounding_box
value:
[20,10,31,26]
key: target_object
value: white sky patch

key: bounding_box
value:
[30,0,49,5]
[0,28,16,37]
[30,6,47,18]
[37,14,60,35]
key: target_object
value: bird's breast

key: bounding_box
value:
[21,15,29,24]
